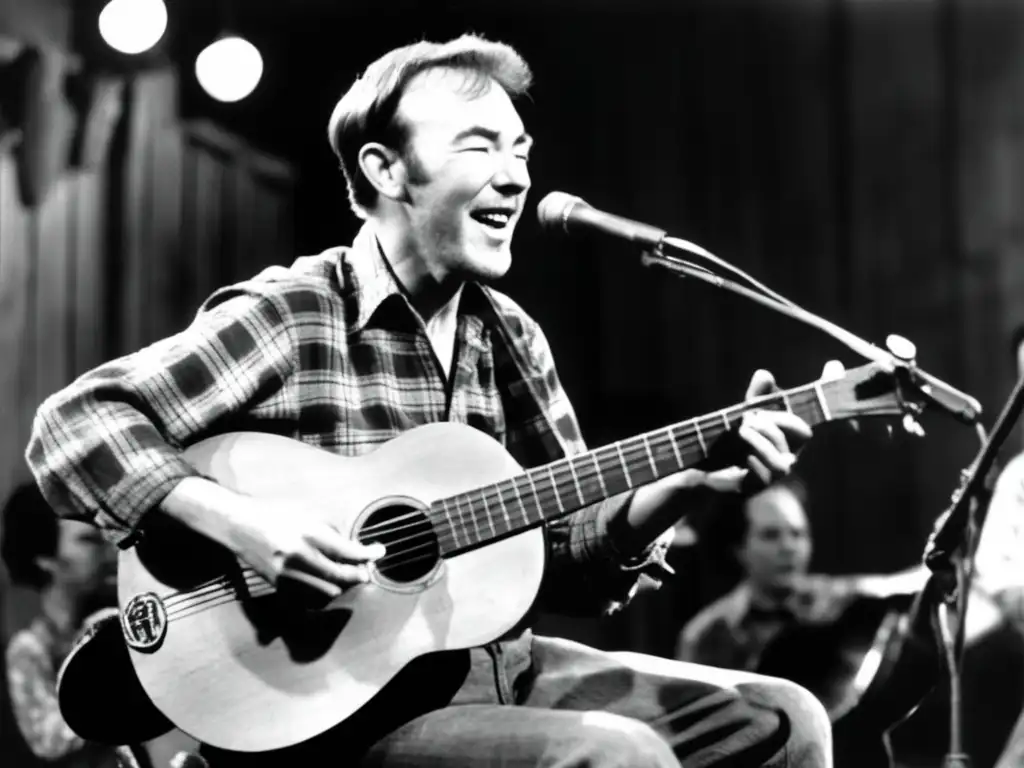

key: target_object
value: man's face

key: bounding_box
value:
[49,520,117,607]
[737,487,812,592]
[392,67,532,283]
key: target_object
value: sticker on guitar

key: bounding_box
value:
[122,592,168,652]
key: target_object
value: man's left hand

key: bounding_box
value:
[614,362,843,556]
[696,367,815,495]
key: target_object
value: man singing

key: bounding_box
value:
[27,34,831,766]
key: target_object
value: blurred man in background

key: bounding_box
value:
[1,481,122,768]
[676,475,932,767]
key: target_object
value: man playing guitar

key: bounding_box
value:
[28,34,832,767]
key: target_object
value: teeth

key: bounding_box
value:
[476,211,511,227]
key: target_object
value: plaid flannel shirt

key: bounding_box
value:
[27,223,672,619]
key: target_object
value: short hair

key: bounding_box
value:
[707,474,810,555]
[327,34,533,218]
[1,482,59,588]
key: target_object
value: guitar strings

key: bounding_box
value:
[151,390,829,620]
[433,389,825,554]
[155,425,723,619]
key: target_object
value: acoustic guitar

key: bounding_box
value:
[57,361,931,753]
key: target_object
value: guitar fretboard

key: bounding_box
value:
[430,380,839,556]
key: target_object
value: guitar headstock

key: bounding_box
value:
[818,361,928,434]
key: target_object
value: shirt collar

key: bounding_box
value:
[339,221,492,336]
[338,222,407,336]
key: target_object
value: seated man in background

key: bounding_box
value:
[676,478,816,672]
[675,475,929,767]
[676,476,923,673]
[1,481,124,767]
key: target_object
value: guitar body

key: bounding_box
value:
[117,423,546,753]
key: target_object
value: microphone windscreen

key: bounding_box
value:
[536,191,583,230]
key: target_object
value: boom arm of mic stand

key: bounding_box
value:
[640,243,984,427]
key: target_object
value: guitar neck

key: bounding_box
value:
[434,379,840,556]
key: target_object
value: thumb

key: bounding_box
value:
[745,369,779,401]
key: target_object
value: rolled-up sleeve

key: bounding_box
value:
[543,496,676,615]
[25,291,296,544]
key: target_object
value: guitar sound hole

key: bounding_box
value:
[358,504,440,584]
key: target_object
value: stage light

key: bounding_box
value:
[98,0,168,55]
[195,36,263,103]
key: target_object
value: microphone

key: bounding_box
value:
[536,191,667,248]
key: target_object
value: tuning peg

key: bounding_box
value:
[886,334,917,363]
[849,418,861,433]
[820,359,846,381]
[902,413,926,437]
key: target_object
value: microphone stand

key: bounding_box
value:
[635,239,996,767]
[923,370,1024,768]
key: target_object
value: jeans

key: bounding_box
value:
[202,636,831,767]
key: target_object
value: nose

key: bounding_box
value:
[491,151,530,195]
[778,534,800,556]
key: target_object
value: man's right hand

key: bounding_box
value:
[160,477,385,600]
[227,500,386,598]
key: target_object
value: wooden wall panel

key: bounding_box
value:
[69,170,107,377]
[147,129,184,341]
[0,68,296,529]
[0,153,31,498]
[33,177,71,412]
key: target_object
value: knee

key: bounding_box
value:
[739,677,832,767]
[562,712,679,768]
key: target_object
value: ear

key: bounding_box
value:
[34,554,59,579]
[357,142,405,203]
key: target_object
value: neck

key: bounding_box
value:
[748,580,794,608]
[374,220,463,322]
[40,587,79,637]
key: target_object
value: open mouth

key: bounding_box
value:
[470,208,515,231]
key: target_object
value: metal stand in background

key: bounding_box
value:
[925,370,1024,768]
[631,237,995,767]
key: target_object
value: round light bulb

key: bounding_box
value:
[195,36,264,103]
[98,0,168,55]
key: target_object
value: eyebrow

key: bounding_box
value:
[453,126,533,148]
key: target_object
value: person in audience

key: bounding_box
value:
[1,481,126,767]
[678,477,845,671]
[676,475,931,767]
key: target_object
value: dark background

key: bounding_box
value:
[2,0,1024,765]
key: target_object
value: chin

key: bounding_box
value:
[771,574,800,590]
[462,249,512,283]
